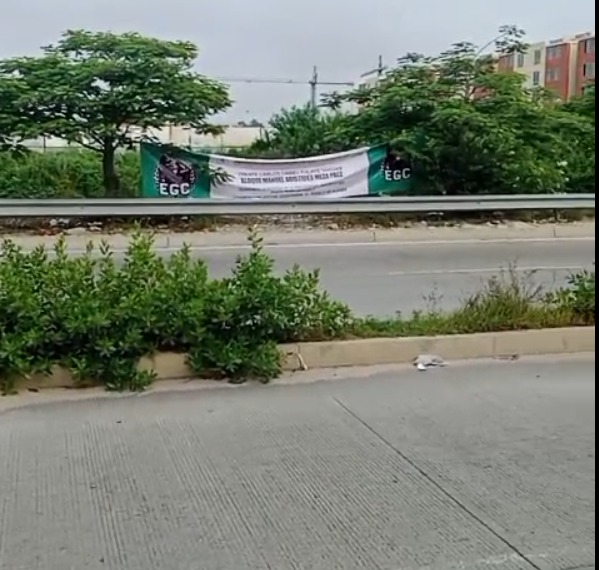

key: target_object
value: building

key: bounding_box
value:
[497,41,547,90]
[357,70,383,89]
[355,32,595,101]
[498,31,595,100]
[575,34,596,96]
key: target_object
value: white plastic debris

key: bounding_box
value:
[413,354,447,371]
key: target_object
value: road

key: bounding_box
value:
[196,237,595,315]
[0,354,595,570]
[5,225,596,316]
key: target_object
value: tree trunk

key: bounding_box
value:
[101,143,120,198]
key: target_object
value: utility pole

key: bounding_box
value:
[358,55,387,85]
[309,66,319,108]
[377,54,385,78]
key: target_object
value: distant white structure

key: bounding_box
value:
[357,70,384,88]
[21,125,265,151]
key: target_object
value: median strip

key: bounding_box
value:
[0,230,595,394]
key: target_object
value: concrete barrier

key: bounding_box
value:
[8,327,594,391]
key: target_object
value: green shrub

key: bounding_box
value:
[547,267,596,325]
[0,229,352,393]
[0,149,140,198]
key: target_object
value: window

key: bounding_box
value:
[534,49,542,64]
[584,38,595,54]
[547,45,562,59]
[532,71,541,86]
[583,62,595,78]
[517,53,525,67]
[546,67,560,81]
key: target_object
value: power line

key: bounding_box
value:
[215,56,385,108]
[215,75,354,87]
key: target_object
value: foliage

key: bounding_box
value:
[0,150,140,198]
[0,229,352,393]
[546,267,596,325]
[0,229,594,394]
[0,30,231,196]
[239,106,351,159]
[348,266,595,338]
[563,82,595,125]
[248,26,595,195]
[1,26,594,199]
[0,77,28,152]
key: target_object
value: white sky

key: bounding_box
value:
[1,0,595,122]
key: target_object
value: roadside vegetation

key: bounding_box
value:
[0,230,594,394]
[0,26,595,199]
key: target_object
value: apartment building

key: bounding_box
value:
[498,31,595,100]
[575,34,596,95]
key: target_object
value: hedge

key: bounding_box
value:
[0,230,594,394]
[0,150,140,199]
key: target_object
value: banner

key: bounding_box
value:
[140,142,412,199]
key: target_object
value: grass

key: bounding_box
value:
[333,267,593,340]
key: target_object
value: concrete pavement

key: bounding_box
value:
[3,224,596,316]
[0,354,595,570]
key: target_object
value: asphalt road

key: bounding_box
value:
[0,354,595,570]
[6,227,596,316]
[190,237,595,316]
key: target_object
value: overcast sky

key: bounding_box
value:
[1,0,595,123]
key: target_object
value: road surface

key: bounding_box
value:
[0,354,595,570]
[5,226,596,316]
[196,237,595,315]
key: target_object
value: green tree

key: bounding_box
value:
[563,82,595,124]
[322,25,563,195]
[253,26,594,195]
[246,105,350,158]
[560,83,596,192]
[0,77,30,151]
[0,30,231,196]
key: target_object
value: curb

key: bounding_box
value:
[12,327,595,391]
[6,221,595,252]
[280,327,595,370]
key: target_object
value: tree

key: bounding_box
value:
[254,25,594,195]
[321,25,561,195]
[560,83,596,192]
[0,77,30,151]
[564,82,595,124]
[247,105,350,158]
[0,30,231,196]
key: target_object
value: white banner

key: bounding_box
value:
[208,148,371,199]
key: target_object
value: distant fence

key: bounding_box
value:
[20,126,265,152]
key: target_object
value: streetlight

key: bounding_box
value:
[475,31,511,60]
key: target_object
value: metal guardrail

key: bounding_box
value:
[0,194,595,217]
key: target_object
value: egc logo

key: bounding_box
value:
[382,148,411,182]
[154,155,197,197]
